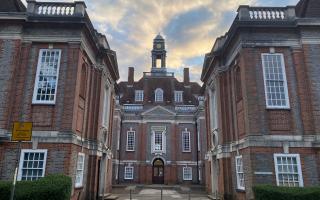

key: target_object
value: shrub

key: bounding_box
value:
[253,185,320,200]
[0,174,72,200]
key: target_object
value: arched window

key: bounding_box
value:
[154,88,163,102]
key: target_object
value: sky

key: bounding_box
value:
[22,0,299,83]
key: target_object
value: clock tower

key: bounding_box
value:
[151,34,166,72]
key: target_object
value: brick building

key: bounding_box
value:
[112,35,207,185]
[0,0,119,199]
[201,0,320,199]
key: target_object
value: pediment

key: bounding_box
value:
[141,106,176,116]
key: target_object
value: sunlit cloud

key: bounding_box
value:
[22,0,299,83]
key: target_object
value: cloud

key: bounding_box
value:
[21,0,299,83]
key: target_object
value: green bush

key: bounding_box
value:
[0,174,72,200]
[253,185,320,200]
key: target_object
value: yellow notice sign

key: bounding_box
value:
[12,122,32,141]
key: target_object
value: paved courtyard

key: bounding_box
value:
[112,188,210,200]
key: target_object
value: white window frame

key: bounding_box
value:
[75,152,85,188]
[17,149,47,181]
[174,91,183,102]
[155,88,164,102]
[182,129,191,152]
[102,87,110,128]
[235,155,245,190]
[151,126,166,153]
[135,90,144,102]
[126,129,135,151]
[32,49,62,104]
[261,53,290,109]
[124,166,134,180]
[274,154,303,187]
[183,166,192,181]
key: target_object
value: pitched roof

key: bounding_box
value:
[296,0,320,18]
[0,0,26,12]
[118,76,201,106]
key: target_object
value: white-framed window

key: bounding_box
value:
[75,153,85,188]
[17,149,47,181]
[155,88,163,102]
[182,129,191,152]
[151,126,166,153]
[124,166,134,180]
[154,131,163,151]
[102,87,110,128]
[261,53,290,109]
[32,49,61,104]
[126,129,135,151]
[235,155,245,190]
[174,91,183,102]
[183,166,192,181]
[135,90,144,102]
[274,154,303,187]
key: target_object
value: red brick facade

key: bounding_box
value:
[0,1,119,200]
[202,1,320,199]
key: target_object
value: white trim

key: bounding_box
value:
[235,155,245,190]
[75,152,85,188]
[183,166,192,181]
[274,153,303,187]
[126,128,135,151]
[124,166,134,180]
[261,53,290,109]
[155,88,164,102]
[174,91,183,102]
[32,49,62,104]
[141,105,176,116]
[102,87,111,128]
[135,90,144,102]
[182,129,191,152]
[17,149,47,181]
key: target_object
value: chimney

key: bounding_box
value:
[128,67,134,85]
[184,68,190,84]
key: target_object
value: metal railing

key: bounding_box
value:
[123,104,143,111]
[175,105,197,112]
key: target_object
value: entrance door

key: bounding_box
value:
[152,159,164,184]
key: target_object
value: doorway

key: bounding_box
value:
[152,158,164,184]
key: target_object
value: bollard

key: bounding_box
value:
[161,187,163,200]
[188,192,190,200]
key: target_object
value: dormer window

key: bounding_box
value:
[174,91,183,103]
[135,90,144,102]
[155,88,163,102]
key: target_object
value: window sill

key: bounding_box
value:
[126,150,135,152]
[74,185,84,189]
[236,189,246,193]
[32,102,56,105]
[266,107,291,110]
[182,151,191,153]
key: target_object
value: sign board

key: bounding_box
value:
[12,122,32,141]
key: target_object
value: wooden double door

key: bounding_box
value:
[152,158,164,184]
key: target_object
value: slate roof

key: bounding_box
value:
[0,0,26,12]
[118,76,201,106]
[296,0,320,18]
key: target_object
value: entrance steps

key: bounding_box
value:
[99,193,118,200]
[112,184,207,195]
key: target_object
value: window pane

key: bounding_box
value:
[262,54,288,108]
[34,50,61,103]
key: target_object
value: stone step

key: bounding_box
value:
[104,195,118,200]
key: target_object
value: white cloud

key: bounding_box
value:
[21,0,299,83]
